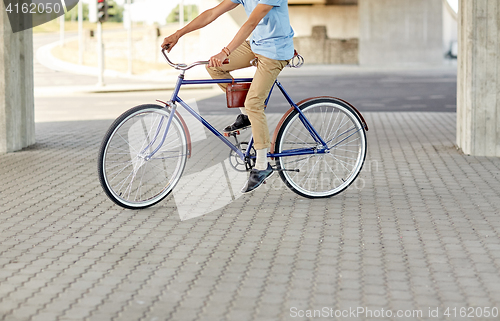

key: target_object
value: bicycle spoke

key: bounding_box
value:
[329,153,359,161]
[297,155,322,186]
[332,147,361,154]
[116,167,135,197]
[323,109,337,141]
[142,160,176,176]
[117,133,138,154]
[108,161,134,182]
[151,153,189,160]
[326,117,350,145]
[286,129,311,146]
[139,113,162,154]
[333,136,361,149]
[107,145,136,154]
[319,156,342,185]
[287,154,316,181]
[331,128,362,149]
[326,126,357,145]
[327,153,354,172]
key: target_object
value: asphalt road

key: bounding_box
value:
[198,70,457,115]
[35,69,457,123]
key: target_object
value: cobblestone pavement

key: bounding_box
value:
[1,112,500,321]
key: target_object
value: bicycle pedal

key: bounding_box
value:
[223,130,240,137]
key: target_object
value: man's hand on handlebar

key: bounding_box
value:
[161,33,179,52]
[209,51,229,68]
[160,41,230,70]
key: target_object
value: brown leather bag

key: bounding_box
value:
[226,80,252,108]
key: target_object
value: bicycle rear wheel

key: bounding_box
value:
[98,104,188,209]
[274,98,367,198]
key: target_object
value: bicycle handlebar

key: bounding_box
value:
[162,44,304,71]
[161,47,229,71]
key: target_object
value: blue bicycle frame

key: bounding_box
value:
[152,73,329,163]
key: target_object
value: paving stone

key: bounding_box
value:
[1,97,500,321]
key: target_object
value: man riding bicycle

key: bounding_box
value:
[161,0,295,193]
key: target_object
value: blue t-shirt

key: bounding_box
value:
[230,0,295,61]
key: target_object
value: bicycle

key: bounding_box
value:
[97,49,369,209]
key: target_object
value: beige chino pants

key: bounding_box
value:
[206,41,289,150]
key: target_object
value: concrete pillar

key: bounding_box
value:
[457,0,500,157]
[358,0,444,65]
[0,2,35,153]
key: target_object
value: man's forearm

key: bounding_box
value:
[176,9,217,38]
[226,21,256,53]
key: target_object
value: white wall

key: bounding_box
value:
[442,0,458,54]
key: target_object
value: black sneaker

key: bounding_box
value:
[224,114,251,133]
[241,163,274,193]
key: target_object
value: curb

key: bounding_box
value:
[34,83,210,96]
[36,37,178,81]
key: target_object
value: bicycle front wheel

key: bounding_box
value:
[274,98,367,198]
[98,104,188,209]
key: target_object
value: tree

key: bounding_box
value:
[166,4,198,24]
[64,0,123,22]
[64,3,89,21]
[106,0,124,23]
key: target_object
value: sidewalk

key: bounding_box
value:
[1,109,500,320]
